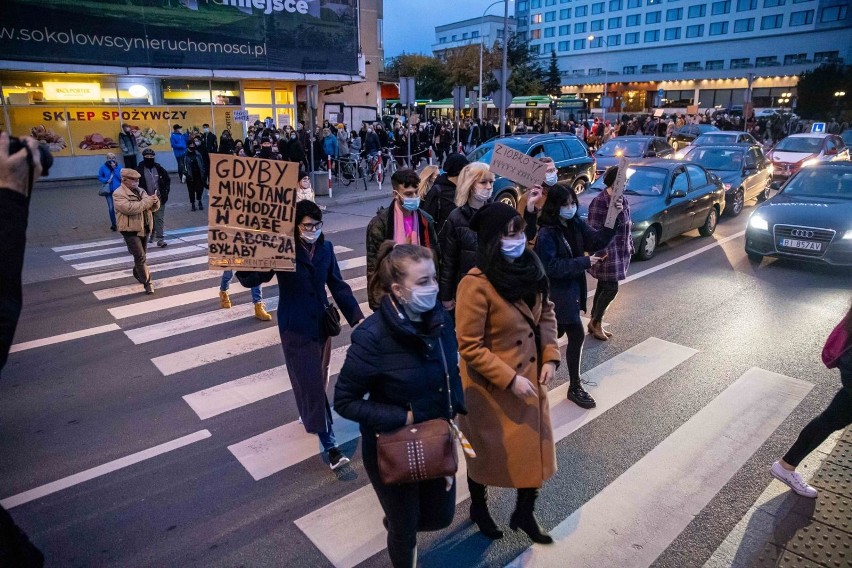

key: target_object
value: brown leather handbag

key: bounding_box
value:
[376,338,458,485]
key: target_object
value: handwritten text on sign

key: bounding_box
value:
[489,143,548,188]
[208,155,298,271]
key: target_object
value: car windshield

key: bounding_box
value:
[467,141,527,165]
[596,139,645,157]
[782,168,852,199]
[697,124,719,133]
[685,148,743,171]
[624,167,668,196]
[774,137,823,153]
[694,133,737,145]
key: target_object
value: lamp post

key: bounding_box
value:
[588,35,609,123]
[479,1,504,121]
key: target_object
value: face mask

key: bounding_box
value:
[400,196,420,211]
[402,284,438,313]
[203,128,209,133]
[559,204,577,219]
[473,188,492,202]
[143,158,155,167]
[290,135,296,140]
[301,228,321,244]
[260,147,272,157]
[500,236,527,259]
[545,171,558,185]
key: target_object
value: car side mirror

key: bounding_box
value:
[670,189,687,198]
[767,181,782,199]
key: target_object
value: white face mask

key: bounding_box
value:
[473,188,492,202]
[301,228,321,244]
[401,284,439,313]
[545,171,558,185]
[500,236,526,259]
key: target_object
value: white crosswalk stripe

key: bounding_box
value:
[80,256,210,284]
[72,245,205,270]
[51,225,208,252]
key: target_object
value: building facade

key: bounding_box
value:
[0,0,383,179]
[515,0,851,115]
[433,15,517,59]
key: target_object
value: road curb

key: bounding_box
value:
[317,190,392,207]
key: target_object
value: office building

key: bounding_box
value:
[433,15,517,59]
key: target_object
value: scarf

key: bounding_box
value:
[481,251,547,305]
[392,201,420,245]
[558,217,584,260]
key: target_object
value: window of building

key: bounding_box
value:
[472,30,480,38]
[462,32,468,39]
[706,59,724,69]
[543,42,556,52]
[760,14,783,28]
[667,7,683,18]
[451,34,457,40]
[663,63,679,72]
[684,61,703,70]
[642,64,660,73]
[574,22,588,32]
[532,13,543,23]
[711,0,731,13]
[756,56,779,66]
[709,21,728,33]
[545,10,557,21]
[646,10,662,22]
[644,29,661,41]
[814,51,839,62]
[518,0,529,9]
[627,13,641,25]
[497,29,505,37]
[558,40,570,51]
[686,24,704,36]
[590,36,604,46]
[546,0,556,4]
[607,33,622,44]
[609,16,622,27]
[574,38,587,49]
[518,15,529,26]
[627,0,642,7]
[532,0,543,7]
[560,8,571,17]
[764,0,784,6]
[590,19,603,30]
[531,29,543,39]
[736,0,756,10]
[665,26,682,39]
[731,57,751,68]
[783,53,807,64]
[559,25,570,34]
[625,31,640,43]
[592,1,606,12]
[624,65,637,74]
[819,5,847,21]
[789,9,814,24]
[610,0,623,9]
[688,4,706,17]
[576,5,589,16]
[439,37,446,43]
[529,44,541,54]
[792,0,812,2]
[733,17,755,31]
[545,26,556,36]
[648,0,662,5]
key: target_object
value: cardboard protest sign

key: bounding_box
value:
[604,156,628,229]
[208,155,299,271]
[490,143,548,188]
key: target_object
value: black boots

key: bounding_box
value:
[568,376,597,409]
[468,477,503,539]
[509,488,553,544]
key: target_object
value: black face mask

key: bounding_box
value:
[188,147,196,152]
[259,147,273,157]
[143,157,155,166]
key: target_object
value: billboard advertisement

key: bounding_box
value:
[0,0,359,74]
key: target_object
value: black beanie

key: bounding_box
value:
[443,153,470,177]
[603,165,619,187]
[469,202,520,245]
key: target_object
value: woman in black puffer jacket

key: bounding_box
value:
[438,162,494,312]
[334,242,466,568]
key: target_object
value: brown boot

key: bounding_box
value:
[602,325,613,338]
[588,319,607,341]
[254,302,272,321]
[219,290,232,309]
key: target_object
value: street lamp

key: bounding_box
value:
[588,35,610,123]
[479,1,505,122]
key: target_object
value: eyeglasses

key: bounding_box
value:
[299,221,323,231]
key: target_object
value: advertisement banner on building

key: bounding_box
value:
[1,0,359,75]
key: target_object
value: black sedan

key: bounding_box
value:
[593,136,674,177]
[669,124,720,151]
[745,162,852,266]
[579,159,726,260]
[682,144,772,217]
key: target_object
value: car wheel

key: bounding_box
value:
[698,207,718,237]
[636,227,658,260]
[747,251,763,263]
[572,178,588,195]
[727,189,744,217]
[497,191,517,208]
[756,185,770,202]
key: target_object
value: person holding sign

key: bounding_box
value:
[533,184,615,409]
[113,168,159,295]
[586,166,633,341]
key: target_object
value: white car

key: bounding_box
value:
[767,133,849,181]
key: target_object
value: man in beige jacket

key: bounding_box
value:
[113,168,159,294]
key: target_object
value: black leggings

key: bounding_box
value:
[187,180,204,203]
[559,323,586,384]
[591,280,619,321]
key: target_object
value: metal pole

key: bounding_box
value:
[499,0,510,136]
[603,70,608,124]
[407,106,412,167]
[478,40,484,121]
[309,108,315,173]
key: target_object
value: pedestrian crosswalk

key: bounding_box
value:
[24,229,818,568]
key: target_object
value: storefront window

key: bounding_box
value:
[212,81,241,105]
[162,79,212,105]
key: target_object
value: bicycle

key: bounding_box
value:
[382,147,398,177]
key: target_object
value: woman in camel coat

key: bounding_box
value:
[455,202,560,545]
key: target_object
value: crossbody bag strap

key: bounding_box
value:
[436,336,453,419]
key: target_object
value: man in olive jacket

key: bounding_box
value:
[113,168,160,294]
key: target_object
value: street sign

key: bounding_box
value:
[399,76,416,107]
[557,100,586,110]
[492,69,512,87]
[469,89,478,109]
[601,96,613,108]
[306,85,318,111]
[490,89,513,109]
[658,88,665,97]
[233,110,249,122]
[811,122,826,133]
[452,85,467,112]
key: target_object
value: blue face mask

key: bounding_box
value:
[401,196,421,211]
[559,204,577,219]
[545,171,558,185]
[301,228,321,244]
[500,237,527,259]
[403,284,439,313]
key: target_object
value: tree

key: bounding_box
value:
[385,53,449,101]
[543,51,562,97]
[505,34,543,96]
[795,63,851,120]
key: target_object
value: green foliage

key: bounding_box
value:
[543,51,562,97]
[504,34,543,96]
[795,63,852,120]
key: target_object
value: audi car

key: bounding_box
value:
[767,133,849,181]
[745,162,852,266]
[668,124,720,151]
[682,144,772,216]
[593,136,674,177]
[673,131,759,158]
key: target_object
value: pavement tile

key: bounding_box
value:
[752,542,825,568]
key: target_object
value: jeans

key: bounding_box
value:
[559,323,586,385]
[175,153,186,179]
[317,422,337,451]
[152,205,165,240]
[591,280,619,321]
[105,194,117,228]
[362,436,456,568]
[220,270,262,303]
[121,232,151,286]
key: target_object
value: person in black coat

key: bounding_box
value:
[136,148,171,247]
[532,184,615,410]
[335,242,466,568]
[438,162,493,311]
[218,130,235,155]
[423,153,469,234]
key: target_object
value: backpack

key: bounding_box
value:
[822,317,851,369]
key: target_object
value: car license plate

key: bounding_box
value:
[779,238,821,251]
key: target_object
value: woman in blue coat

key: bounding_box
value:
[97,152,122,231]
[334,242,466,568]
[275,199,364,470]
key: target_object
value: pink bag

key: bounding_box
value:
[822,317,851,369]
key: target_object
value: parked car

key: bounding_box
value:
[466,133,596,207]
[682,144,772,216]
[767,133,849,181]
[578,159,725,260]
[673,131,759,158]
[593,135,674,177]
[745,162,852,266]
[669,124,720,150]
[841,129,852,147]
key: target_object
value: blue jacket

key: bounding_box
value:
[274,237,362,340]
[534,220,612,324]
[97,162,122,193]
[335,296,466,437]
[170,132,188,157]
[322,134,338,159]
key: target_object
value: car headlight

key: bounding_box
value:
[801,158,819,168]
[749,215,769,231]
[843,230,852,239]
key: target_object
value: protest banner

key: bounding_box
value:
[208,155,299,271]
[490,143,548,188]
[604,156,628,229]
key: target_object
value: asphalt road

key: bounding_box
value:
[1,192,850,568]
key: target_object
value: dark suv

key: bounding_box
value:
[466,133,595,207]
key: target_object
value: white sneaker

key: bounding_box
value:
[770,461,818,498]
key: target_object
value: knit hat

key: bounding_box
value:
[603,165,619,187]
[469,202,520,245]
[142,148,155,157]
[443,153,470,177]
[298,170,310,182]
[120,168,141,180]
